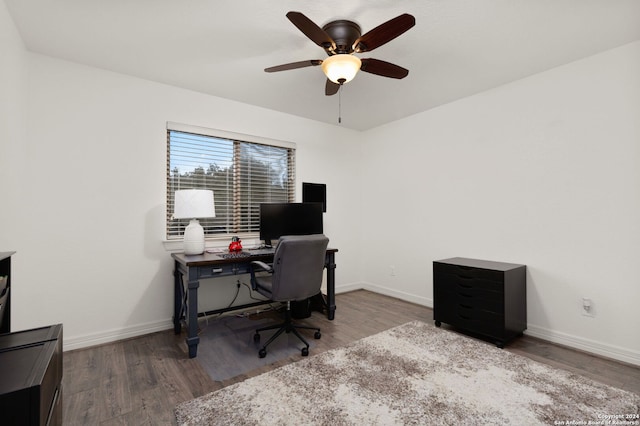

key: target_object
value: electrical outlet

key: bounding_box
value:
[582,297,594,317]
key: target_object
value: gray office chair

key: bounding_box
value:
[250,234,329,358]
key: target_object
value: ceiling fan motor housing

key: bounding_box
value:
[322,20,361,54]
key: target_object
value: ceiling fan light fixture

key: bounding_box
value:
[322,54,362,84]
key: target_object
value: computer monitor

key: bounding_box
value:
[259,202,323,247]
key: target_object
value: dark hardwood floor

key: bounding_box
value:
[62,290,640,425]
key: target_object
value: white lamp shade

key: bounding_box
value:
[321,54,362,84]
[174,189,216,219]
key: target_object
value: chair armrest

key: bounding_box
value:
[250,261,273,273]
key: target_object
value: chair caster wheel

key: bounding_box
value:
[435,321,441,327]
[301,347,309,357]
[314,331,321,339]
[253,333,260,343]
[258,348,267,358]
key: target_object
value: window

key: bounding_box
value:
[166,123,295,240]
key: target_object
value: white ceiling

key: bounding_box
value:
[6,0,640,131]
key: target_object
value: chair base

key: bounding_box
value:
[254,303,321,358]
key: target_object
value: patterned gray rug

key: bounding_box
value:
[175,321,639,425]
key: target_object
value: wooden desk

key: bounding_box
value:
[172,249,337,358]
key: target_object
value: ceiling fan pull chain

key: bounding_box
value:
[338,85,342,124]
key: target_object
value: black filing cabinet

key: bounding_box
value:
[0,324,63,425]
[433,257,526,348]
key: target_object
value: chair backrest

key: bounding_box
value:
[269,234,329,302]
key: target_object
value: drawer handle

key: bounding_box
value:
[460,304,473,309]
[459,292,473,298]
[459,314,471,320]
[211,268,224,274]
[458,282,473,289]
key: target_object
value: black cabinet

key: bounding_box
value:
[0,251,15,333]
[0,324,63,425]
[433,257,526,348]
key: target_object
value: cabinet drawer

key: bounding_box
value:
[435,291,503,316]
[453,292,503,313]
[435,262,504,282]
[40,340,60,426]
[440,303,505,337]
[453,313,504,338]
[435,271,503,293]
[452,285,502,302]
[435,280,503,309]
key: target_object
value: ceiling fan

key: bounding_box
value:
[265,11,416,96]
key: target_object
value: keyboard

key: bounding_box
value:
[219,251,251,259]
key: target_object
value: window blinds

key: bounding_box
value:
[166,126,295,239]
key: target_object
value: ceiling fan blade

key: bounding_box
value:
[264,60,323,73]
[360,58,409,79]
[353,13,415,53]
[325,79,340,96]
[286,11,336,51]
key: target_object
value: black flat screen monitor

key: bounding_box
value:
[259,202,323,247]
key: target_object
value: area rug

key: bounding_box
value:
[175,321,639,425]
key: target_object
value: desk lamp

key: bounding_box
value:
[173,189,215,255]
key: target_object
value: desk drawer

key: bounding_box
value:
[197,262,251,279]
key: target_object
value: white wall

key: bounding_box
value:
[0,1,28,247]
[1,40,363,349]
[360,41,640,365]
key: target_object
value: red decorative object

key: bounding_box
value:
[228,236,243,252]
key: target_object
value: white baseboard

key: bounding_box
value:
[337,281,433,307]
[358,282,433,307]
[335,282,366,294]
[524,324,640,366]
[63,319,174,351]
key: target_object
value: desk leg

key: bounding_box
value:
[185,269,200,358]
[173,262,183,334]
[326,252,336,320]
